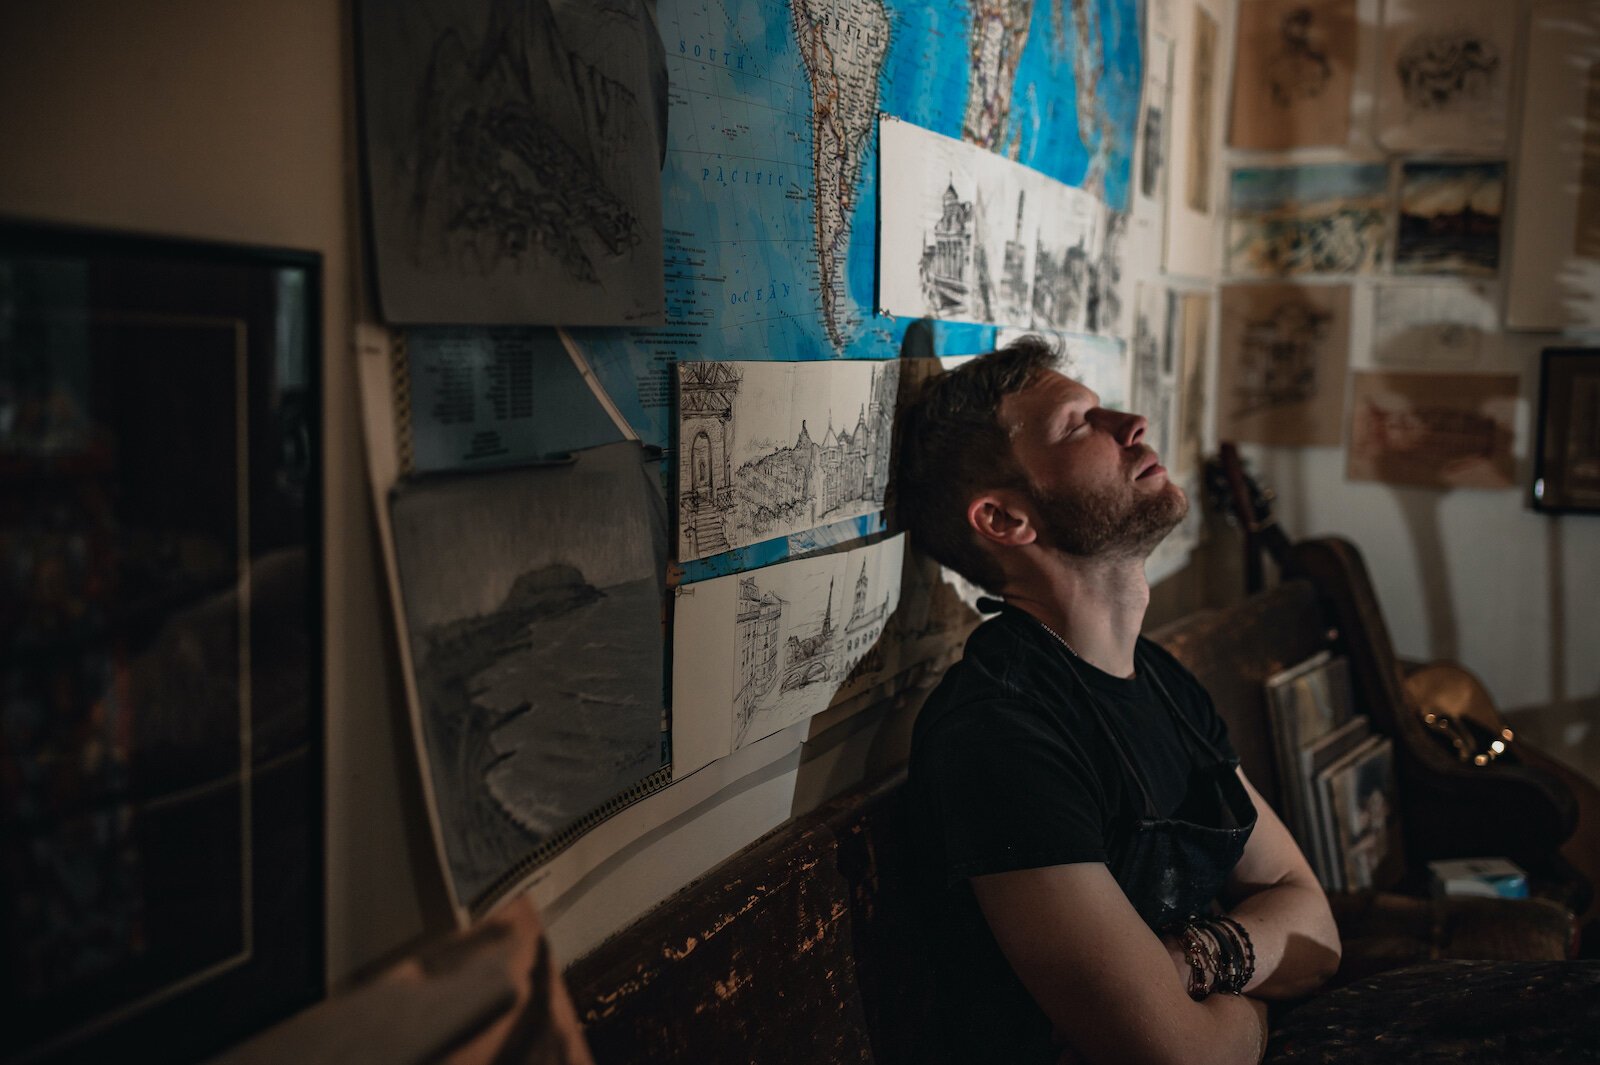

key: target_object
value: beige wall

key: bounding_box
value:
[0,0,441,986]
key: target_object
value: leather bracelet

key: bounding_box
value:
[1214,916,1256,993]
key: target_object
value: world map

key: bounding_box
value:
[570,0,1144,450]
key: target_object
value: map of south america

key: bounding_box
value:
[790,0,890,351]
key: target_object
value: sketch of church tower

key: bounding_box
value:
[678,363,741,558]
[843,559,890,657]
[921,175,974,315]
[780,576,838,693]
[1001,190,1030,322]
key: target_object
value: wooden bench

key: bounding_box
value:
[563,537,1584,1063]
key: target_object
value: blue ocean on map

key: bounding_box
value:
[569,0,1143,452]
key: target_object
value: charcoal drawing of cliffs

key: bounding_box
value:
[413,561,662,909]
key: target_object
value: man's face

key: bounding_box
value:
[996,370,1188,558]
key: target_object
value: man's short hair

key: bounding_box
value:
[897,336,1057,593]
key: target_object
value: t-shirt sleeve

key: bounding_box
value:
[913,699,1109,886]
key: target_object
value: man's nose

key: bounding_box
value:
[1092,408,1147,447]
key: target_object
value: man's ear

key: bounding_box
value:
[967,491,1038,548]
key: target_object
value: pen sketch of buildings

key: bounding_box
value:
[1395,161,1505,277]
[389,442,667,910]
[921,176,978,318]
[1089,210,1127,335]
[357,0,666,324]
[1377,0,1514,150]
[676,361,898,561]
[1131,283,1173,461]
[1347,372,1517,488]
[733,540,900,751]
[1227,163,1387,276]
[678,362,741,559]
[1000,191,1034,325]
[1218,283,1350,447]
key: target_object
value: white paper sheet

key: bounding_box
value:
[1376,0,1516,153]
[996,328,1132,410]
[878,117,1118,333]
[1371,281,1500,367]
[1165,0,1231,279]
[676,359,898,561]
[671,535,906,778]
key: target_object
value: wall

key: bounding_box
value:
[0,0,438,986]
[1220,0,1600,743]
[0,0,942,979]
[7,0,1588,1005]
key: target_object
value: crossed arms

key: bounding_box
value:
[971,770,1341,1065]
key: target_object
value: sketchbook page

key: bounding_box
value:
[1376,0,1515,154]
[1370,280,1499,368]
[1346,371,1518,489]
[355,0,666,325]
[668,575,738,779]
[1165,0,1229,279]
[674,534,906,764]
[1507,3,1600,329]
[879,117,1113,333]
[1395,161,1505,278]
[1229,0,1357,150]
[675,360,897,562]
[1218,282,1351,447]
[389,443,670,916]
[737,535,904,751]
[1226,163,1388,278]
[402,327,626,474]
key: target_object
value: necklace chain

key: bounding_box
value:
[1030,615,1081,660]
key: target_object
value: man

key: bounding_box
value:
[900,338,1340,1065]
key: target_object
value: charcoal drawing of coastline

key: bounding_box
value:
[1396,161,1505,277]
[1228,163,1387,277]
[357,0,667,324]
[676,360,898,562]
[732,537,904,750]
[1377,0,1514,152]
[390,443,667,911]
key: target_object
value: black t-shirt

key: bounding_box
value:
[907,606,1238,1065]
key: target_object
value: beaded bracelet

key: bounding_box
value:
[1177,924,1215,1001]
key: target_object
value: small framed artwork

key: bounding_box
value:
[0,221,322,1061]
[1533,347,1600,513]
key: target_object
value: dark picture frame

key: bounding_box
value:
[0,220,323,1063]
[1532,347,1600,514]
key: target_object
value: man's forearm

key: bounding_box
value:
[1225,880,1341,999]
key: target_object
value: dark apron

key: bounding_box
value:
[1062,643,1258,931]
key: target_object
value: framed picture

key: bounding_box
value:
[0,221,323,1062]
[1533,347,1600,513]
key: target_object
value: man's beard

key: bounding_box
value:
[1029,476,1189,559]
